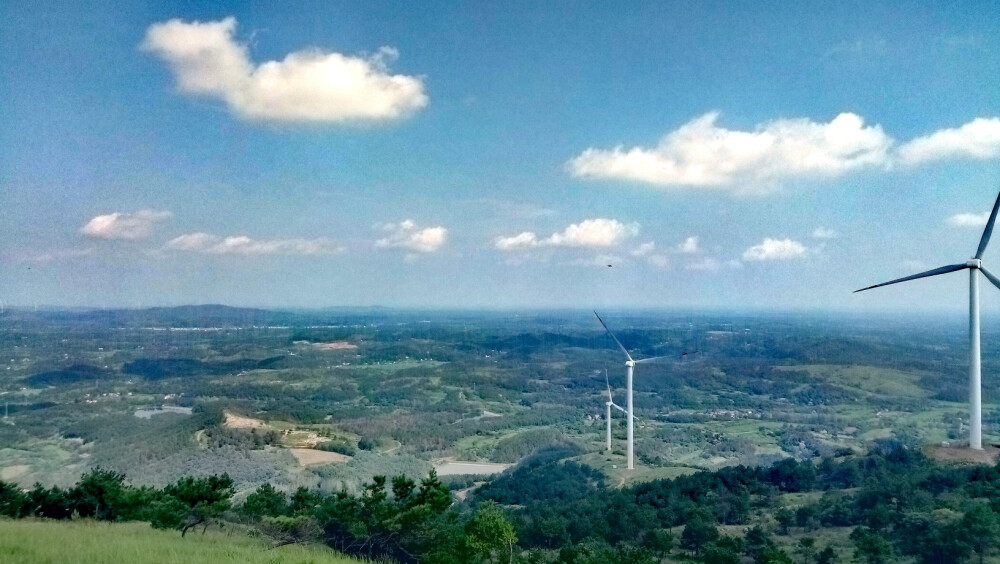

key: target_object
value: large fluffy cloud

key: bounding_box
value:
[163,232,344,255]
[142,17,427,123]
[742,238,808,261]
[567,112,892,189]
[494,218,639,250]
[568,113,1000,192]
[375,220,447,253]
[80,210,172,240]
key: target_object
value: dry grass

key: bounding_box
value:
[288,448,351,466]
[0,519,364,564]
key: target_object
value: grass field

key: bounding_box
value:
[0,519,364,564]
[774,364,929,398]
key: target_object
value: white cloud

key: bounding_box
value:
[897,118,1000,165]
[568,113,1000,192]
[80,210,172,240]
[631,241,656,256]
[375,220,447,253]
[546,219,639,247]
[677,236,701,254]
[811,227,838,239]
[947,212,990,228]
[567,112,893,191]
[742,238,808,261]
[494,232,539,251]
[142,17,427,123]
[163,232,344,255]
[494,218,639,251]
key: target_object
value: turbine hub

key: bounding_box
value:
[625,360,635,367]
[968,259,983,269]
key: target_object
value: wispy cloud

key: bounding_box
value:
[494,218,639,251]
[80,210,172,240]
[947,212,990,228]
[163,232,344,255]
[631,241,656,257]
[825,38,888,57]
[685,257,722,271]
[375,220,448,253]
[676,236,701,254]
[26,248,96,263]
[568,113,1000,193]
[569,253,622,268]
[142,17,427,123]
[811,227,838,239]
[628,241,669,267]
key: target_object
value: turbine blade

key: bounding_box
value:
[611,403,628,414]
[976,191,1000,259]
[605,369,613,401]
[634,355,675,364]
[980,266,1000,292]
[853,264,968,293]
[594,311,633,362]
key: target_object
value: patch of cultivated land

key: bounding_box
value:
[288,448,351,466]
[223,412,267,429]
[0,519,362,564]
[775,364,928,398]
[433,459,511,476]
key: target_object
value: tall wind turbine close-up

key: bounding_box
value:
[855,191,1000,450]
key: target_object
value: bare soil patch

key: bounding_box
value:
[925,444,1000,465]
[433,460,511,476]
[1,464,29,481]
[302,341,358,351]
[223,412,267,430]
[289,448,351,466]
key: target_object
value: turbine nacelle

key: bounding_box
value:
[968,259,983,269]
[625,360,635,367]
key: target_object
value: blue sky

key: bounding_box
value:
[2,1,1000,310]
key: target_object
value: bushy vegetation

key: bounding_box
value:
[6,446,1000,563]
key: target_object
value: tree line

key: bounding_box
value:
[4,444,1000,563]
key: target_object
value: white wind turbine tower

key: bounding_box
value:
[595,311,696,469]
[604,369,627,451]
[855,191,1000,450]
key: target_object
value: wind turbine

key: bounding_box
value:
[855,191,1000,450]
[604,369,627,451]
[595,311,695,469]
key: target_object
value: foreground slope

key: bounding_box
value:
[0,519,362,564]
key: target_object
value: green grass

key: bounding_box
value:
[0,519,365,564]
[775,364,929,398]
